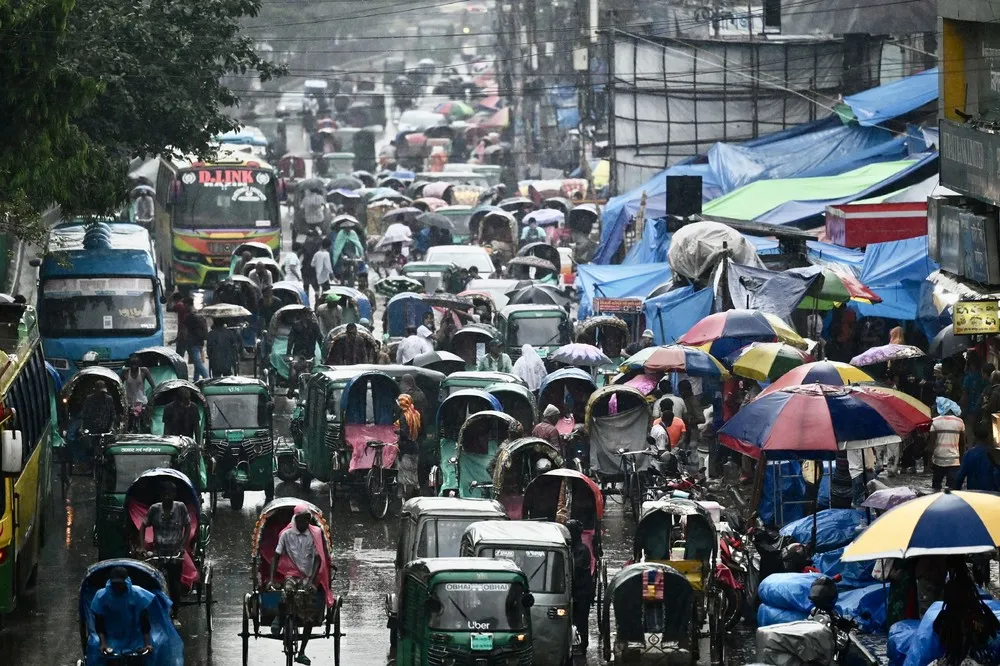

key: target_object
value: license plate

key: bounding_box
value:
[470,633,494,651]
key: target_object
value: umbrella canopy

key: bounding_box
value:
[374,276,423,297]
[761,361,875,395]
[383,207,423,225]
[506,256,557,273]
[327,176,363,191]
[549,343,612,368]
[408,350,466,374]
[523,208,564,227]
[377,223,413,248]
[679,309,806,358]
[719,384,931,460]
[200,303,252,319]
[929,324,973,359]
[505,284,570,307]
[798,267,882,311]
[861,487,920,511]
[413,197,448,212]
[368,188,412,204]
[725,342,814,382]
[434,100,475,120]
[842,491,1000,561]
[850,344,925,367]
[621,345,729,379]
[416,212,458,232]
[297,177,326,193]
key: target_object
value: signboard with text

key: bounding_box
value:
[954,300,1000,335]
[594,298,644,314]
[940,119,1000,206]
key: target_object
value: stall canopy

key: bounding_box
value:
[643,286,714,345]
[576,263,672,319]
[806,241,866,271]
[840,68,938,128]
[851,236,939,321]
[702,154,938,228]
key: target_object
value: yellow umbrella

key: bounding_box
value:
[842,490,1000,561]
[760,313,809,350]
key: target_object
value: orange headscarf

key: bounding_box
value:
[396,394,422,439]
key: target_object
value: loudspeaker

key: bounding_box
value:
[666,176,702,218]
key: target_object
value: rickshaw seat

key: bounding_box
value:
[666,559,704,591]
[500,493,523,519]
[345,423,398,472]
[555,415,575,436]
[126,499,200,588]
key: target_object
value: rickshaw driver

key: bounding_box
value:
[138,482,191,624]
[234,250,254,276]
[91,566,154,658]
[532,405,563,452]
[81,379,117,443]
[163,388,200,439]
[288,314,322,397]
[122,355,155,429]
[269,506,326,666]
[340,323,370,364]
[252,260,274,291]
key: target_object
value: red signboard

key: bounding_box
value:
[594,298,643,314]
[824,202,928,248]
[196,169,257,185]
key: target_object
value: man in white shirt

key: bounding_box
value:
[396,326,433,364]
[280,241,303,283]
[311,238,334,294]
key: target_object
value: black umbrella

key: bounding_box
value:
[452,324,500,344]
[374,276,423,297]
[929,324,973,358]
[507,255,558,273]
[328,176,363,191]
[506,284,570,306]
[383,207,423,225]
[416,212,457,232]
[408,350,466,375]
[298,177,327,193]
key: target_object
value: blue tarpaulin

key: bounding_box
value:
[903,600,1000,666]
[726,263,821,320]
[851,236,938,321]
[643,286,714,345]
[807,241,866,272]
[843,68,938,127]
[576,263,672,318]
[779,509,866,553]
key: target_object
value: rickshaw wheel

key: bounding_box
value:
[283,614,296,666]
[210,491,218,515]
[205,564,214,634]
[265,475,275,503]
[327,483,336,518]
[241,600,250,666]
[300,471,312,490]
[600,608,612,663]
[367,467,389,519]
[333,601,342,666]
[231,489,245,511]
[595,564,604,627]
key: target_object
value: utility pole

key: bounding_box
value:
[497,0,519,190]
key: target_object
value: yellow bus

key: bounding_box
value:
[0,304,54,621]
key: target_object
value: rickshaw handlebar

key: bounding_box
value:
[616,448,659,457]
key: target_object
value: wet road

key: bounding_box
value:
[1,392,640,665]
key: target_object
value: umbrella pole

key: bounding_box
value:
[747,453,767,524]
[860,450,872,523]
[810,462,822,553]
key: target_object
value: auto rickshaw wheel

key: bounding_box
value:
[230,488,245,511]
[241,598,250,666]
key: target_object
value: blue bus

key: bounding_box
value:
[36,220,165,381]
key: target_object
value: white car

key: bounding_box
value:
[425,246,495,277]
[397,110,447,133]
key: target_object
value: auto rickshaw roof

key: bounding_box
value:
[401,496,507,519]
[463,520,570,550]
[198,376,269,394]
[404,557,526,583]
[310,366,369,387]
[499,304,569,318]
[442,371,523,387]
[104,433,197,453]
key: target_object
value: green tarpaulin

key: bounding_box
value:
[702,159,918,221]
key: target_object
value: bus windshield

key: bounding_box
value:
[430,582,529,632]
[40,277,158,336]
[176,169,279,229]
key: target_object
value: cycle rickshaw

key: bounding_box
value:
[213,276,263,351]
[125,468,213,631]
[259,305,323,395]
[132,346,188,393]
[586,384,652,520]
[490,436,564,518]
[77,559,182,666]
[537,367,597,433]
[229,241,274,276]
[57,367,127,490]
[323,323,380,365]
[242,498,343,666]
[444,410,522,498]
[430,388,499,494]
[142,379,207,445]
[486,382,537,434]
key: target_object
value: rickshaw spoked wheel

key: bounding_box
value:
[210,490,218,515]
[283,613,296,666]
[230,488,245,511]
[600,602,612,664]
[366,466,389,520]
[627,474,643,522]
[205,564,214,634]
[333,600,342,666]
[299,471,312,490]
[241,597,250,666]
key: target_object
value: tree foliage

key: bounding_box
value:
[0,0,282,243]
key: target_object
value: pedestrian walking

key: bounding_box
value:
[930,397,965,490]
[311,238,334,295]
[185,303,209,381]
[207,319,241,377]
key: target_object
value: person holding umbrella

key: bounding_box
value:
[930,397,965,490]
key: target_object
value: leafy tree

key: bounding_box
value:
[0,0,282,243]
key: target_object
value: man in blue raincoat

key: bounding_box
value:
[91,566,154,658]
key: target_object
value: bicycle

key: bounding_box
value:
[60,430,111,497]
[365,441,398,520]
[616,447,658,522]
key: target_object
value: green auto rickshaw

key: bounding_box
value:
[395,558,534,665]
[199,376,275,511]
[496,304,572,362]
[94,434,206,560]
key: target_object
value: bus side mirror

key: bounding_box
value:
[1,430,24,475]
